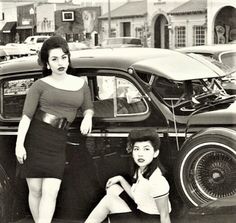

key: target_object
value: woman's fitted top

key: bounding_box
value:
[23,79,93,123]
[131,168,171,215]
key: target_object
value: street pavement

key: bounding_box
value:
[13,207,236,223]
[13,193,236,223]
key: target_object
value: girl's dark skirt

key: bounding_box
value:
[17,118,67,180]
[107,191,161,223]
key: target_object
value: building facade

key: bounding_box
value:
[0,0,235,47]
[207,0,236,45]
[99,0,148,46]
[147,0,236,49]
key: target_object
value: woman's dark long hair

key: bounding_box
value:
[38,35,74,76]
[126,129,166,182]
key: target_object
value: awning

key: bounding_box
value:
[16,25,33,30]
[2,21,16,33]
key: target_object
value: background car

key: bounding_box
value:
[1,48,236,222]
[68,41,90,51]
[0,44,33,61]
[177,44,236,70]
[23,35,50,53]
[178,44,236,94]
[100,37,143,48]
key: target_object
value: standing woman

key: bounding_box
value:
[15,35,94,223]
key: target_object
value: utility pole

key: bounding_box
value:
[108,0,111,37]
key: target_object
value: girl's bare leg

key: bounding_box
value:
[85,184,131,223]
[26,178,43,223]
[37,178,61,223]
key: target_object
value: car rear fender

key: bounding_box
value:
[181,127,236,150]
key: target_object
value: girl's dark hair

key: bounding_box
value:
[126,129,166,181]
[38,35,73,76]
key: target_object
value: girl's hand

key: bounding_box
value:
[106,176,123,189]
[15,145,27,164]
[80,114,92,135]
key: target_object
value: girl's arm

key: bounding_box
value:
[15,115,31,164]
[80,109,94,135]
[106,175,133,199]
[155,196,171,223]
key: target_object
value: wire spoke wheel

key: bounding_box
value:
[192,149,236,201]
[175,135,236,207]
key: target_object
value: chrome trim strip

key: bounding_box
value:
[168,133,192,137]
[0,131,192,137]
[87,132,165,137]
[0,132,18,135]
[86,132,192,138]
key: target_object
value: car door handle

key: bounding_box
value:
[180,107,195,112]
[67,142,80,146]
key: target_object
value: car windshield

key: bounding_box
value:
[152,75,227,107]
[220,51,236,70]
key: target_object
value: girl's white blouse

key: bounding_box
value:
[131,168,171,215]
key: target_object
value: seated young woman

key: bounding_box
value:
[85,128,171,223]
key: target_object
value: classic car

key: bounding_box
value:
[100,37,143,48]
[23,35,50,53]
[177,44,236,70]
[1,48,236,222]
[178,44,236,95]
[0,44,33,61]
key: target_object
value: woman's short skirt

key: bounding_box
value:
[17,118,67,179]
[107,191,161,223]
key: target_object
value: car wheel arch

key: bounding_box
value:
[174,127,236,207]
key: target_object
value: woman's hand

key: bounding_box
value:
[15,145,27,164]
[106,176,123,189]
[80,114,92,135]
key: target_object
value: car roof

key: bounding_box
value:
[0,48,225,81]
[177,44,236,54]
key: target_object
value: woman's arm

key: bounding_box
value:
[15,115,31,164]
[106,175,133,199]
[155,196,171,223]
[80,109,94,135]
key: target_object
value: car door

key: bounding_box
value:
[0,73,41,220]
[67,69,168,184]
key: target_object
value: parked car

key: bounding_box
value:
[178,44,236,95]
[185,52,236,94]
[100,37,143,48]
[68,41,90,51]
[1,48,236,222]
[23,35,50,53]
[0,44,32,61]
[177,44,236,70]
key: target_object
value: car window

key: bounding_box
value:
[2,78,35,119]
[220,52,236,69]
[153,76,184,103]
[81,75,148,118]
[37,37,48,43]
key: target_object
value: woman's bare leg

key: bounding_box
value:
[37,178,61,223]
[85,184,131,223]
[26,178,43,223]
